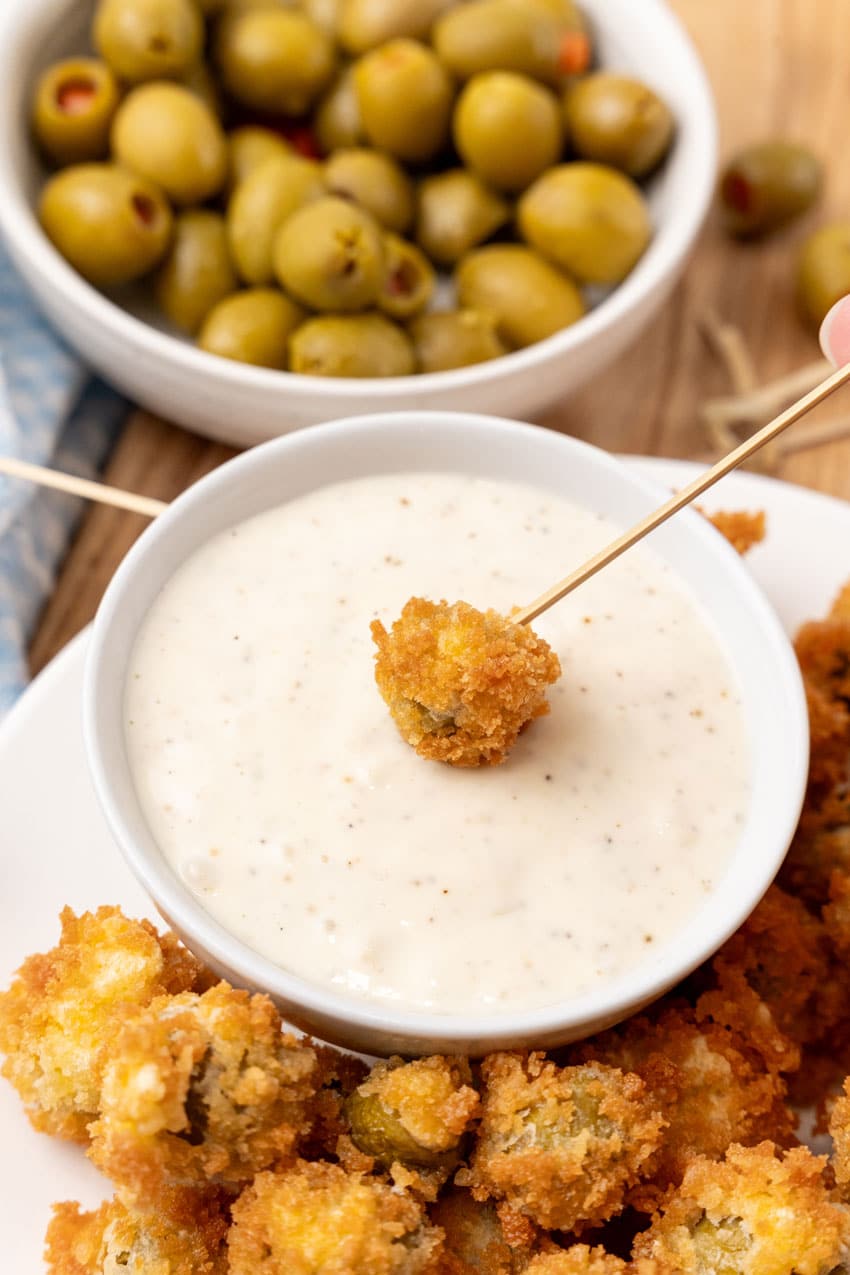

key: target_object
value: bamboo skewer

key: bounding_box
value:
[0,455,167,518]
[514,359,850,626]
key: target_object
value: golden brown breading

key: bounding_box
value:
[830,1076,850,1190]
[705,883,841,1050]
[228,1159,444,1274]
[0,907,209,1142]
[458,1053,664,1233]
[44,1189,228,1274]
[633,1142,850,1274]
[89,982,319,1197]
[371,598,561,766]
[570,997,796,1210]
[824,869,850,963]
[707,509,766,555]
[430,1188,545,1274]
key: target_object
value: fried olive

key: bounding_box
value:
[519,163,651,284]
[796,223,850,329]
[214,9,336,116]
[272,195,385,310]
[290,313,415,376]
[456,244,584,349]
[354,39,454,164]
[31,58,120,166]
[564,72,675,178]
[433,0,575,85]
[720,141,823,238]
[227,126,293,193]
[154,210,237,334]
[378,233,434,318]
[198,289,305,369]
[228,154,326,284]
[345,1057,479,1172]
[410,309,507,372]
[454,72,563,194]
[39,163,172,288]
[324,148,414,232]
[315,67,364,154]
[93,0,203,84]
[338,0,458,54]
[112,84,227,207]
[415,169,509,265]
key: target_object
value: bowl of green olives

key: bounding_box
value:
[0,0,717,446]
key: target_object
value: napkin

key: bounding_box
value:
[0,244,126,714]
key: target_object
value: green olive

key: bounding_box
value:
[720,141,823,238]
[454,71,563,194]
[797,223,850,329]
[325,148,415,232]
[39,163,173,287]
[227,127,293,193]
[415,169,509,266]
[354,39,454,164]
[31,58,120,166]
[272,195,385,310]
[315,68,364,155]
[518,162,651,284]
[198,289,305,369]
[345,1089,461,1170]
[112,83,228,207]
[410,309,507,372]
[228,154,326,284]
[433,0,570,85]
[456,244,584,348]
[303,0,344,35]
[154,210,237,333]
[338,0,458,54]
[93,0,203,83]
[290,313,415,375]
[564,73,675,178]
[378,233,434,318]
[215,9,336,116]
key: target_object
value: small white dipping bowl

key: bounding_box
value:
[84,413,808,1056]
[0,0,716,447]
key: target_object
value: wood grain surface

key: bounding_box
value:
[28,0,850,674]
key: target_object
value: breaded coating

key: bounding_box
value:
[705,883,841,1049]
[458,1053,664,1233]
[830,1076,850,1191]
[708,509,766,555]
[430,1188,545,1274]
[571,995,797,1210]
[346,1055,479,1178]
[633,1142,850,1274]
[44,1190,227,1274]
[371,598,561,766]
[523,1249,627,1275]
[824,870,850,964]
[89,982,319,1196]
[228,1159,444,1274]
[0,906,209,1141]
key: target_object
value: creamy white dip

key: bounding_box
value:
[125,473,749,1015]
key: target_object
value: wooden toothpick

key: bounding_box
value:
[515,360,850,626]
[0,455,167,519]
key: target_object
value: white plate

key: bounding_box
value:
[2,457,849,1270]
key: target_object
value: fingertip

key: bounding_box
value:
[820,296,850,367]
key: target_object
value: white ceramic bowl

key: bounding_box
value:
[0,0,716,448]
[84,411,809,1056]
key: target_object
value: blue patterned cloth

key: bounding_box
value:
[0,244,126,713]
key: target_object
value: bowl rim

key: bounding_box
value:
[0,0,717,397]
[83,411,809,1050]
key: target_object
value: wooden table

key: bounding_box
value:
[28,0,850,673]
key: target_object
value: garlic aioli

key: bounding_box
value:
[125,473,750,1015]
